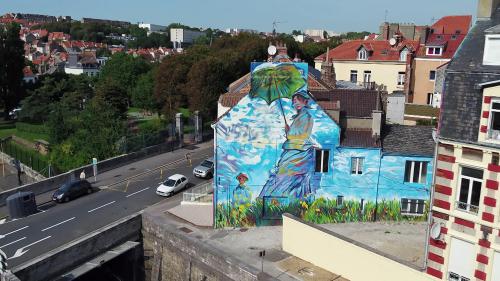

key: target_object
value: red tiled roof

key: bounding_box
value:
[418,33,467,59]
[312,90,380,118]
[341,129,380,148]
[317,101,339,110]
[30,29,48,38]
[315,39,419,62]
[431,15,472,35]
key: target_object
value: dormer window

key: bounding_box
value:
[358,48,368,60]
[426,47,442,56]
[483,35,500,66]
[399,48,409,62]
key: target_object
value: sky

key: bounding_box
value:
[0,0,477,33]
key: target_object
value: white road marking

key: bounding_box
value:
[9,235,51,259]
[87,201,116,213]
[41,217,75,232]
[126,187,150,198]
[0,226,29,239]
[0,237,26,249]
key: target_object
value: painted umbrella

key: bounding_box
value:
[249,63,307,127]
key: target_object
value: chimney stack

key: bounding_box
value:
[321,47,336,89]
[477,0,500,20]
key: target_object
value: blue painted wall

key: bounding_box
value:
[213,62,433,227]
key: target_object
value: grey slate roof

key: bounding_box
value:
[439,7,500,145]
[382,125,435,156]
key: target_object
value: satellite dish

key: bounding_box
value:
[268,45,277,56]
[430,223,442,240]
[389,38,397,46]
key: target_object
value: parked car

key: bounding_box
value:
[193,157,214,178]
[156,174,188,197]
[52,180,93,203]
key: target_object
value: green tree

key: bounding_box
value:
[98,52,151,98]
[292,30,302,36]
[94,78,128,119]
[0,23,25,119]
[50,100,125,171]
[131,69,159,114]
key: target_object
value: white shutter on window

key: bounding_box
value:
[448,238,475,280]
[491,252,500,281]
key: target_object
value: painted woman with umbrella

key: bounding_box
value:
[249,63,316,199]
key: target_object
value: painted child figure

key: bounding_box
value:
[233,173,252,205]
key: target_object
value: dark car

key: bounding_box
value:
[52,180,93,203]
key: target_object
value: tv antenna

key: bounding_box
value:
[384,10,388,22]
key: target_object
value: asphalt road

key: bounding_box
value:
[0,145,213,268]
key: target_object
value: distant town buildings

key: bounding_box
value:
[138,23,168,35]
[170,28,206,48]
[81,17,131,28]
[225,28,259,36]
[315,14,472,109]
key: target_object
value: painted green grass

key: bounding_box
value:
[215,198,429,228]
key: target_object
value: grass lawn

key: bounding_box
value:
[0,122,49,143]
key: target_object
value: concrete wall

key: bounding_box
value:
[12,213,142,281]
[0,140,179,207]
[142,210,274,281]
[315,61,406,94]
[282,214,433,281]
[410,59,449,105]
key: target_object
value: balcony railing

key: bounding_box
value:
[455,201,479,215]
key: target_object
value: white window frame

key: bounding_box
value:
[358,48,368,60]
[488,99,500,140]
[426,47,442,56]
[397,72,405,86]
[404,161,427,184]
[483,35,500,66]
[350,70,358,83]
[315,149,330,173]
[350,157,364,175]
[363,71,371,83]
[456,166,482,215]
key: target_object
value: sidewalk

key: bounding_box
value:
[0,163,36,192]
[0,141,213,217]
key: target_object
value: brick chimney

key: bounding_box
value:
[321,47,336,89]
[477,0,500,20]
[382,23,390,41]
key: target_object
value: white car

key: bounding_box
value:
[156,174,188,197]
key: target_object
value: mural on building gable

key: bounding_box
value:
[214,62,432,228]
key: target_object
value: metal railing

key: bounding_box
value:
[182,181,213,203]
[455,201,479,215]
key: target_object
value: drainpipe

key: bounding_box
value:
[212,123,217,229]
[423,131,439,270]
[374,148,383,222]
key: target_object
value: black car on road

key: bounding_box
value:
[52,180,93,203]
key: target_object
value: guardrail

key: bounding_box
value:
[182,181,213,203]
